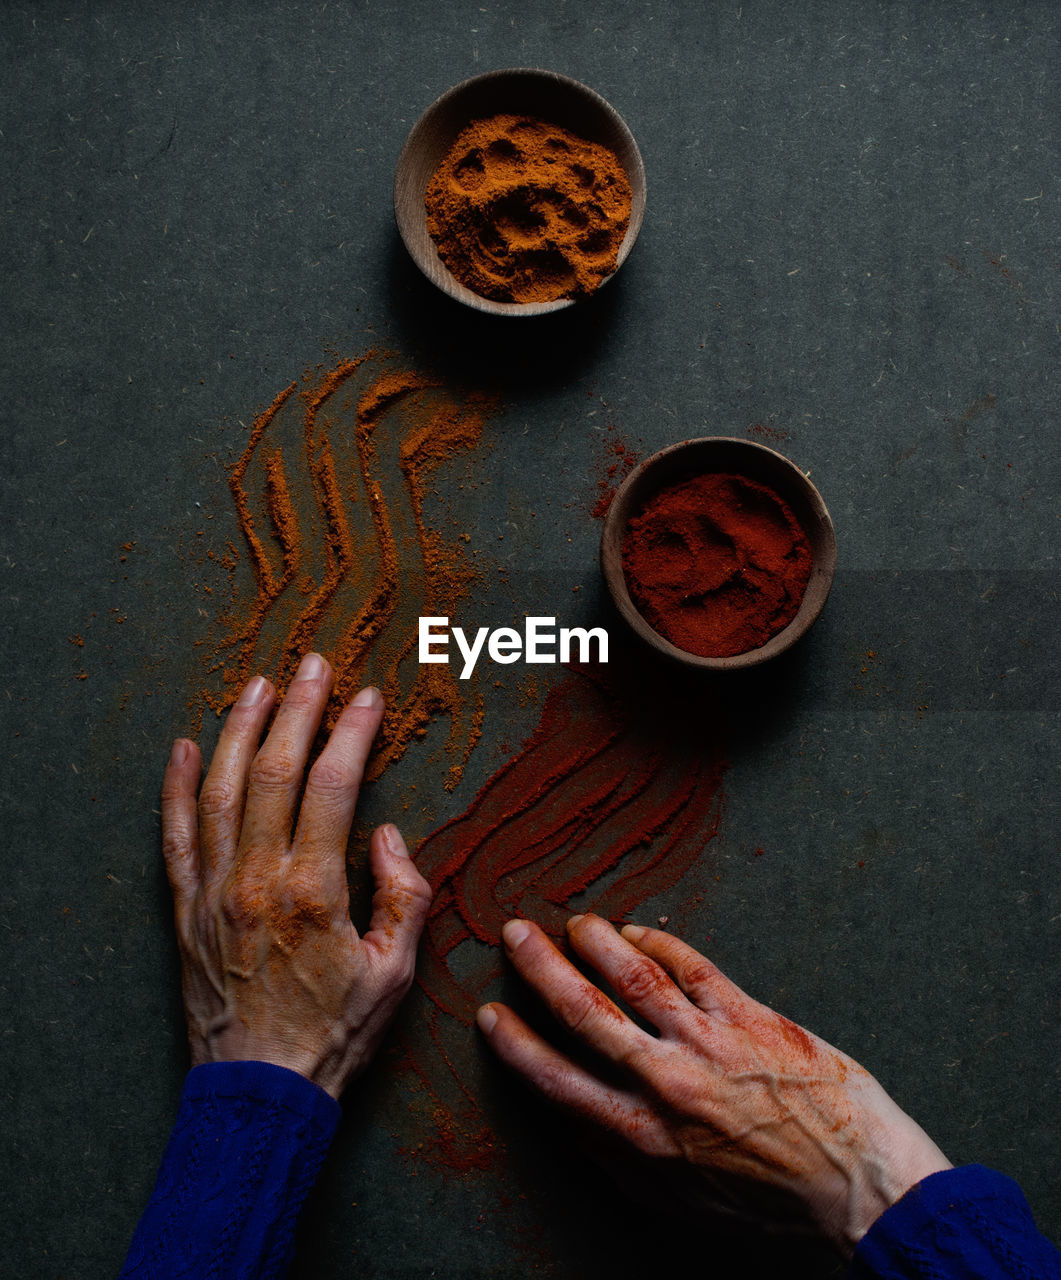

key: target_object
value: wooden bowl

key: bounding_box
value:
[600,438,838,671]
[394,68,646,316]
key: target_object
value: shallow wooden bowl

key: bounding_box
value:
[600,438,838,671]
[394,68,646,317]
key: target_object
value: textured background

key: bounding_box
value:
[2,2,1058,1276]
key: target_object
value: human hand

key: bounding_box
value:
[477,914,951,1253]
[160,653,433,1099]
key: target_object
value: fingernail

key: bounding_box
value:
[352,685,383,709]
[566,914,585,931]
[621,924,647,943]
[502,919,531,951]
[294,653,324,682]
[237,675,268,707]
[170,739,190,766]
[381,823,410,858]
[476,1005,498,1034]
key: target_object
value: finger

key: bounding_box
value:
[362,824,433,990]
[196,675,276,878]
[620,924,750,1021]
[161,738,203,921]
[501,918,654,1064]
[565,914,696,1037]
[293,686,385,883]
[241,653,332,857]
[476,1003,678,1158]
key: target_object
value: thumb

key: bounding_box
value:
[362,824,433,985]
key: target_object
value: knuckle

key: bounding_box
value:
[681,959,721,1001]
[161,776,189,804]
[681,959,715,988]
[307,755,360,797]
[198,778,240,822]
[220,877,265,929]
[616,956,669,1005]
[553,988,598,1035]
[249,751,298,794]
[281,679,320,712]
[378,867,433,917]
[280,867,324,909]
[402,868,434,910]
[161,826,191,865]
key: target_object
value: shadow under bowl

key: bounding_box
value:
[600,437,838,671]
[394,67,646,317]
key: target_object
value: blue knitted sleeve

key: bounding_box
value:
[120,1061,341,1280]
[849,1164,1061,1279]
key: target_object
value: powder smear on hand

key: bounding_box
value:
[622,473,813,658]
[425,113,632,304]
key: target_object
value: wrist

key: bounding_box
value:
[822,1113,952,1254]
[190,1024,352,1100]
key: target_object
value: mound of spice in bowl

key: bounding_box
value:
[621,472,813,658]
[424,113,632,304]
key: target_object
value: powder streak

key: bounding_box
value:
[401,652,726,1168]
[205,353,496,788]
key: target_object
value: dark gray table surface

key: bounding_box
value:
[2,3,1058,1276]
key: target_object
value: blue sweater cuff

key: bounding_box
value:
[181,1059,341,1131]
[121,1061,341,1280]
[850,1164,1061,1278]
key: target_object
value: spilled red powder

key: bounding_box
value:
[591,422,640,518]
[399,1108,497,1177]
[396,645,726,1171]
[417,653,725,1007]
[746,421,791,443]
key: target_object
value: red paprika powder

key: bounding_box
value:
[621,472,812,657]
[402,649,726,1173]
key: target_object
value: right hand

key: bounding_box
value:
[477,914,951,1254]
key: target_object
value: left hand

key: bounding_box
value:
[160,653,433,1098]
[477,914,951,1253]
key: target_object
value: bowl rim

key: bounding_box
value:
[600,436,838,671]
[393,66,647,317]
